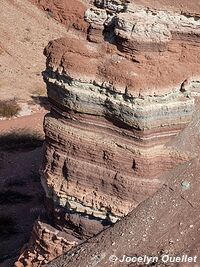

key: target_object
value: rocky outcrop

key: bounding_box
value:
[86,1,200,48]
[46,155,200,267]
[15,220,79,266]
[41,34,197,221]
[17,0,200,266]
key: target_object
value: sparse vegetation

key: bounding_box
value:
[0,99,21,118]
[0,215,17,237]
[0,190,32,205]
[0,128,44,151]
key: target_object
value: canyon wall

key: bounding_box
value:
[47,155,200,267]
[16,0,200,266]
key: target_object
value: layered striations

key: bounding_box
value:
[16,220,78,267]
[47,155,200,267]
[16,0,200,266]
[40,31,198,221]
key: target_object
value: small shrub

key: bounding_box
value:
[0,215,17,237]
[0,99,21,118]
[0,190,32,205]
[0,128,44,151]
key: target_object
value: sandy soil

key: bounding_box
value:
[0,111,46,134]
[134,0,200,13]
[0,0,69,101]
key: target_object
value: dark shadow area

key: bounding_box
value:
[0,146,45,263]
[0,215,17,238]
[0,129,44,151]
[0,190,32,205]
[31,95,51,111]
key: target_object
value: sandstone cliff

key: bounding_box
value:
[16,0,200,266]
[47,155,200,267]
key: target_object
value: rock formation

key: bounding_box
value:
[16,220,78,266]
[46,155,200,267]
[16,0,200,266]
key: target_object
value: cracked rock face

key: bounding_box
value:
[94,0,128,12]
[86,1,200,51]
[15,220,78,267]
[17,0,200,266]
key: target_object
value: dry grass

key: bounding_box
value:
[0,99,21,118]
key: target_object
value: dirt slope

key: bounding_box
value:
[0,0,69,101]
[134,0,200,13]
[30,0,89,32]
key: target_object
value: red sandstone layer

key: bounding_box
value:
[30,0,89,32]
[47,156,200,267]
[45,37,200,97]
[16,0,200,266]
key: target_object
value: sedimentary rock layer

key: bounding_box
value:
[86,0,200,52]
[15,220,79,267]
[17,0,200,266]
[44,36,200,97]
[40,32,200,230]
[46,156,200,267]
